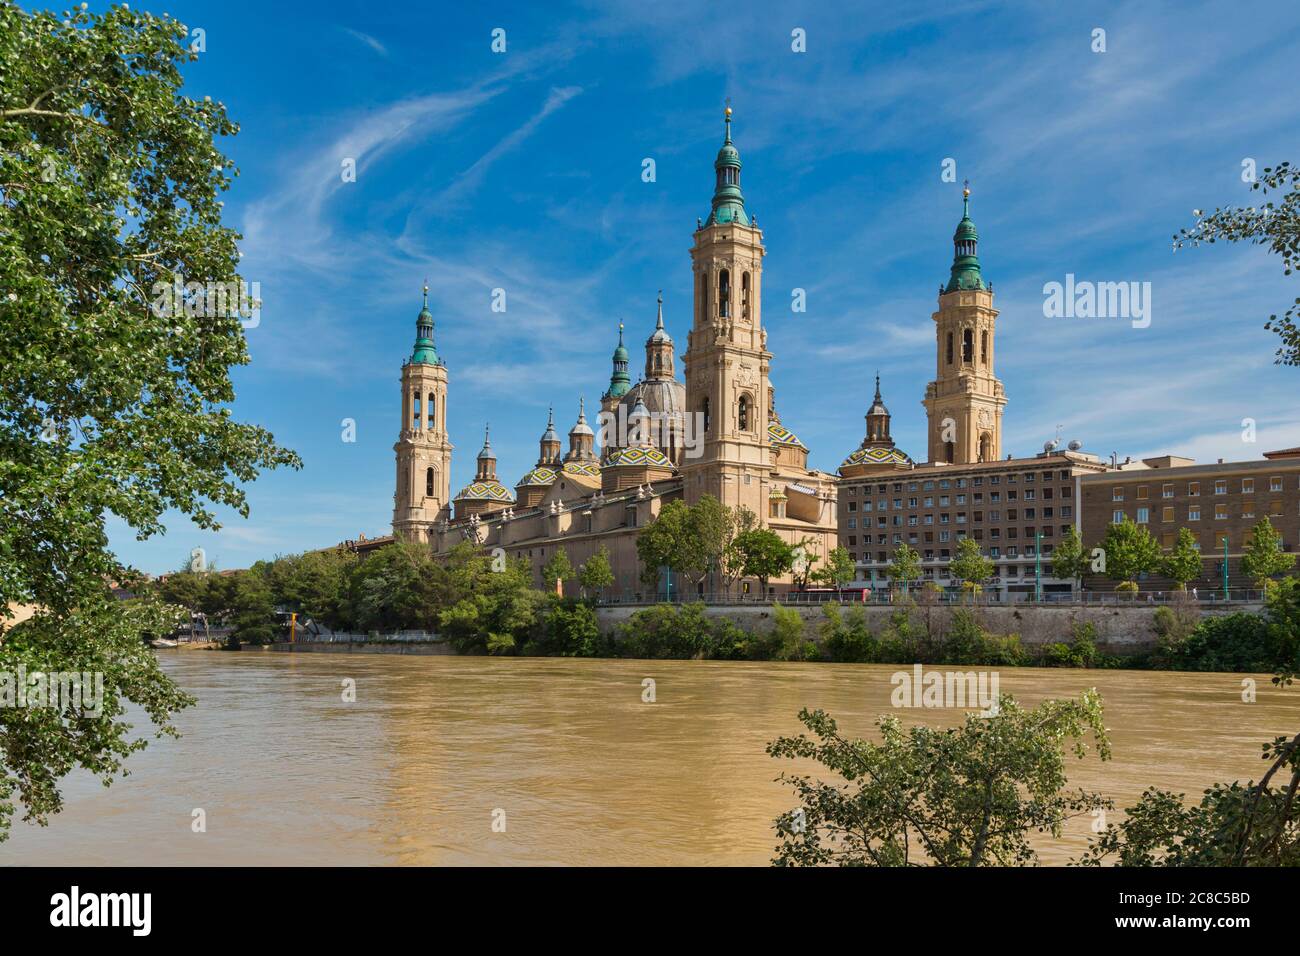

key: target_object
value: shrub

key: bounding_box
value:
[821,606,878,663]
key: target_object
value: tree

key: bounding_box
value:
[1175,161,1300,366]
[789,535,820,591]
[813,547,856,595]
[541,547,574,593]
[718,505,759,597]
[348,539,442,632]
[948,537,993,600]
[577,546,615,601]
[0,6,299,841]
[688,494,731,593]
[1241,517,1295,591]
[1163,527,1204,590]
[767,692,1111,866]
[1100,517,1161,592]
[887,543,921,596]
[1051,526,1089,594]
[635,499,690,593]
[735,529,794,596]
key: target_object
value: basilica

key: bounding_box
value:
[388,108,842,596]
[385,108,1020,596]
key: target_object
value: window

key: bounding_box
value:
[963,329,975,363]
[1188,506,1200,521]
[1136,507,1150,523]
[1188,482,1200,496]
[718,270,731,318]
[1162,507,1174,522]
[1214,480,1227,495]
[425,467,434,497]
[946,332,954,365]
[1242,478,1254,494]
[702,396,710,432]
[1214,503,1228,520]
[1162,483,1173,499]
[1112,510,1124,524]
[1270,476,1283,492]
[980,330,988,364]
[738,395,750,431]
[427,393,437,429]
[1137,485,1148,500]
[846,518,856,529]
[848,501,857,513]
[1112,488,1124,501]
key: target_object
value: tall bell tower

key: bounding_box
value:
[923,184,1007,464]
[393,284,453,540]
[682,106,771,517]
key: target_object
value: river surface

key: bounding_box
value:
[3,651,1297,866]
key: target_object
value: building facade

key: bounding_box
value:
[1080,452,1300,591]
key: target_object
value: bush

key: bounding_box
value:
[820,606,879,663]
[1164,612,1274,672]
[617,602,716,659]
[1041,623,1099,668]
[530,601,603,657]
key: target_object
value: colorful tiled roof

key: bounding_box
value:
[840,446,914,468]
[516,467,557,487]
[768,422,806,448]
[453,480,514,502]
[562,460,601,478]
[605,446,674,469]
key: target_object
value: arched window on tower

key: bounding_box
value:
[702,396,711,433]
[741,272,750,321]
[700,273,708,325]
[738,394,750,432]
[979,432,993,463]
[980,330,988,366]
[425,467,435,498]
[962,329,974,363]
[944,440,955,464]
[427,392,436,430]
[946,332,954,366]
[719,270,731,318]
[412,392,421,430]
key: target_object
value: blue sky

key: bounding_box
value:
[99,0,1300,574]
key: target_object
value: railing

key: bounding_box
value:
[595,589,1268,608]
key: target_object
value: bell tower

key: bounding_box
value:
[393,284,453,540]
[682,106,771,517]
[923,184,1007,464]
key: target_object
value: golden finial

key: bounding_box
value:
[963,178,971,199]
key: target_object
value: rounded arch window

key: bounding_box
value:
[738,394,751,431]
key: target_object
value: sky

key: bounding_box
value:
[88,0,1300,575]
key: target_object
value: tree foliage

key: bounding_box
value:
[1175,161,1300,365]
[1163,527,1203,589]
[1242,517,1295,590]
[887,543,921,594]
[0,6,299,841]
[1100,517,1161,589]
[768,693,1111,866]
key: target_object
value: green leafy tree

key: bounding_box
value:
[1163,527,1204,590]
[813,547,856,594]
[718,505,759,596]
[577,545,615,601]
[948,537,993,600]
[767,692,1111,866]
[1100,517,1161,591]
[224,569,277,647]
[635,499,690,592]
[1241,517,1295,591]
[541,547,574,592]
[1051,526,1089,593]
[1175,161,1300,365]
[789,535,819,590]
[348,539,442,632]
[887,543,922,596]
[0,6,299,841]
[735,528,794,596]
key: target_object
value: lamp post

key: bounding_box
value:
[1034,532,1043,603]
[1222,536,1230,601]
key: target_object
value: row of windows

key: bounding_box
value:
[1107,476,1294,501]
[1113,501,1293,524]
[846,525,1072,549]
[845,485,1072,512]
[844,506,1073,529]
[844,470,1074,495]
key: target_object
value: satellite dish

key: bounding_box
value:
[1067,439,1082,451]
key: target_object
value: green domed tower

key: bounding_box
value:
[394,284,453,540]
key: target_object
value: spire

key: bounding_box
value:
[706,103,748,227]
[539,406,561,465]
[944,181,988,294]
[606,320,631,398]
[645,290,674,378]
[865,376,893,447]
[475,424,497,480]
[410,282,440,364]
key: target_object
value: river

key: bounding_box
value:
[3,651,1296,865]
